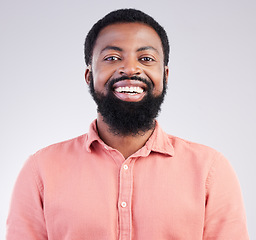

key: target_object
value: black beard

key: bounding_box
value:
[89,74,167,136]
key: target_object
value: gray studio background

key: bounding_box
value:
[1,0,255,238]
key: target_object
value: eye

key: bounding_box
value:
[140,56,155,62]
[104,56,120,61]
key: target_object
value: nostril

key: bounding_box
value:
[119,68,125,74]
[119,69,142,76]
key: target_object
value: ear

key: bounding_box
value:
[164,66,169,84]
[85,65,92,85]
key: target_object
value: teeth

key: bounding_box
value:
[115,86,144,94]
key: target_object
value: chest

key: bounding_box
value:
[42,155,205,239]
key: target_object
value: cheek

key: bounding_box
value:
[153,80,164,95]
[91,66,110,92]
[147,68,165,93]
[93,76,107,93]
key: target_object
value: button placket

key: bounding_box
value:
[123,164,129,170]
[118,160,135,240]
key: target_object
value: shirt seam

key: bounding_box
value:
[30,154,44,197]
[205,151,220,197]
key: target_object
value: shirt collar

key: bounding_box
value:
[85,119,174,157]
[85,119,103,152]
[140,120,174,157]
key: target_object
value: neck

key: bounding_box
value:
[96,114,155,159]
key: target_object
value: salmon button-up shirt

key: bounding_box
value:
[6,120,249,239]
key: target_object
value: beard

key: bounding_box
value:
[89,73,167,136]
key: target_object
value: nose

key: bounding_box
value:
[118,57,142,76]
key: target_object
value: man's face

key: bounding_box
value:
[85,22,169,135]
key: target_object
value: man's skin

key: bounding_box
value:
[85,22,169,159]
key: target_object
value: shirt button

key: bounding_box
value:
[121,202,127,208]
[123,165,128,170]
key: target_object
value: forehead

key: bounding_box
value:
[93,22,163,55]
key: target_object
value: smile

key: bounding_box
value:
[114,86,144,95]
[112,80,148,102]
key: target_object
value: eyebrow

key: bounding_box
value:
[101,46,123,53]
[100,45,159,54]
[137,46,159,53]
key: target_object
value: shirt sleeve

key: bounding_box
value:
[6,155,47,240]
[203,153,249,239]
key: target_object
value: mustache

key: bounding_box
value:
[107,76,153,90]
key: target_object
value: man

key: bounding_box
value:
[6,8,249,239]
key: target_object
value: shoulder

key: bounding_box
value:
[164,133,238,191]
[166,133,225,173]
[36,134,87,155]
[167,134,219,157]
[27,133,88,169]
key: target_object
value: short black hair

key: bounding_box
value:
[84,8,170,66]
